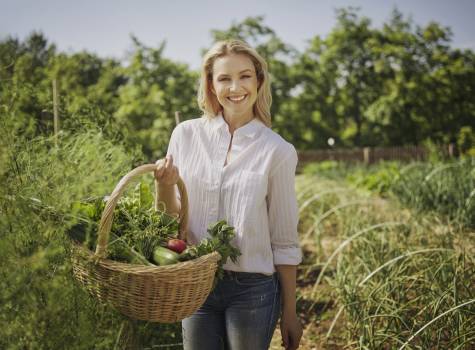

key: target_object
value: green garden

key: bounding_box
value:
[1,8,474,350]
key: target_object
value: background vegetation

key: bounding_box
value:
[294,159,474,349]
[1,7,474,349]
[1,8,474,159]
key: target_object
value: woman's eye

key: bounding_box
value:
[217,75,250,82]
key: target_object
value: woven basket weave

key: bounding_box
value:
[71,163,221,323]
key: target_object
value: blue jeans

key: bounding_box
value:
[182,271,281,350]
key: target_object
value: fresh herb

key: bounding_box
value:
[179,220,241,280]
[67,181,241,276]
[68,181,179,262]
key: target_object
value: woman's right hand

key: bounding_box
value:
[154,155,179,186]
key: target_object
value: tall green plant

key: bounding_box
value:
[296,171,475,349]
[0,111,182,349]
[393,159,475,228]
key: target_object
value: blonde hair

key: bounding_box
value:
[197,39,272,127]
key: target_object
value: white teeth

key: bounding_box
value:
[228,95,246,102]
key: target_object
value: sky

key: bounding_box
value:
[1,0,474,70]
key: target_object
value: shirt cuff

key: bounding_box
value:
[272,245,303,265]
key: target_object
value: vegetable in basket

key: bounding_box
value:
[67,181,240,274]
[152,246,180,265]
[167,238,187,253]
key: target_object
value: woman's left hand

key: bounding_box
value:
[280,310,303,350]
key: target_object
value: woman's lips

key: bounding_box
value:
[227,94,247,103]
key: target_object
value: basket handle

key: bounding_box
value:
[94,163,189,258]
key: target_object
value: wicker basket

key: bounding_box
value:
[71,163,221,323]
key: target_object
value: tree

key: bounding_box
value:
[0,32,56,138]
[115,36,200,159]
[293,7,475,148]
[366,9,475,145]
[293,8,384,148]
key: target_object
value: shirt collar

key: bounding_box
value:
[209,113,265,138]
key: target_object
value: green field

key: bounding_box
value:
[1,9,474,349]
[1,128,473,349]
[281,159,475,349]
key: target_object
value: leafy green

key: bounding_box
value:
[67,182,179,263]
[179,220,241,280]
[67,182,241,274]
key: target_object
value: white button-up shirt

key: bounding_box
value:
[165,113,302,274]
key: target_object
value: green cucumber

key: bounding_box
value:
[152,246,180,266]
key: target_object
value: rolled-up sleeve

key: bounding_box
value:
[267,146,302,266]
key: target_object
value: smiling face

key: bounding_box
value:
[210,53,259,122]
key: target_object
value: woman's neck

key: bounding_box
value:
[222,111,254,135]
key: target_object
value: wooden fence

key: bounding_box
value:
[297,144,455,166]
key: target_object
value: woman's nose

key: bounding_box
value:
[229,80,241,92]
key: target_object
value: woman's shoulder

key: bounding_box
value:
[260,126,297,159]
[172,116,206,136]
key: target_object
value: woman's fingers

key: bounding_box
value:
[166,155,173,170]
[157,167,165,177]
[155,158,165,171]
[281,327,289,349]
[155,156,178,185]
[155,158,165,179]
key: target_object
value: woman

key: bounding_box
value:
[155,39,302,350]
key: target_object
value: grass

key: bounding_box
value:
[392,159,475,229]
[0,125,183,349]
[286,162,475,349]
[2,104,473,348]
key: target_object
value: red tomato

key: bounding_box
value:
[167,239,187,254]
